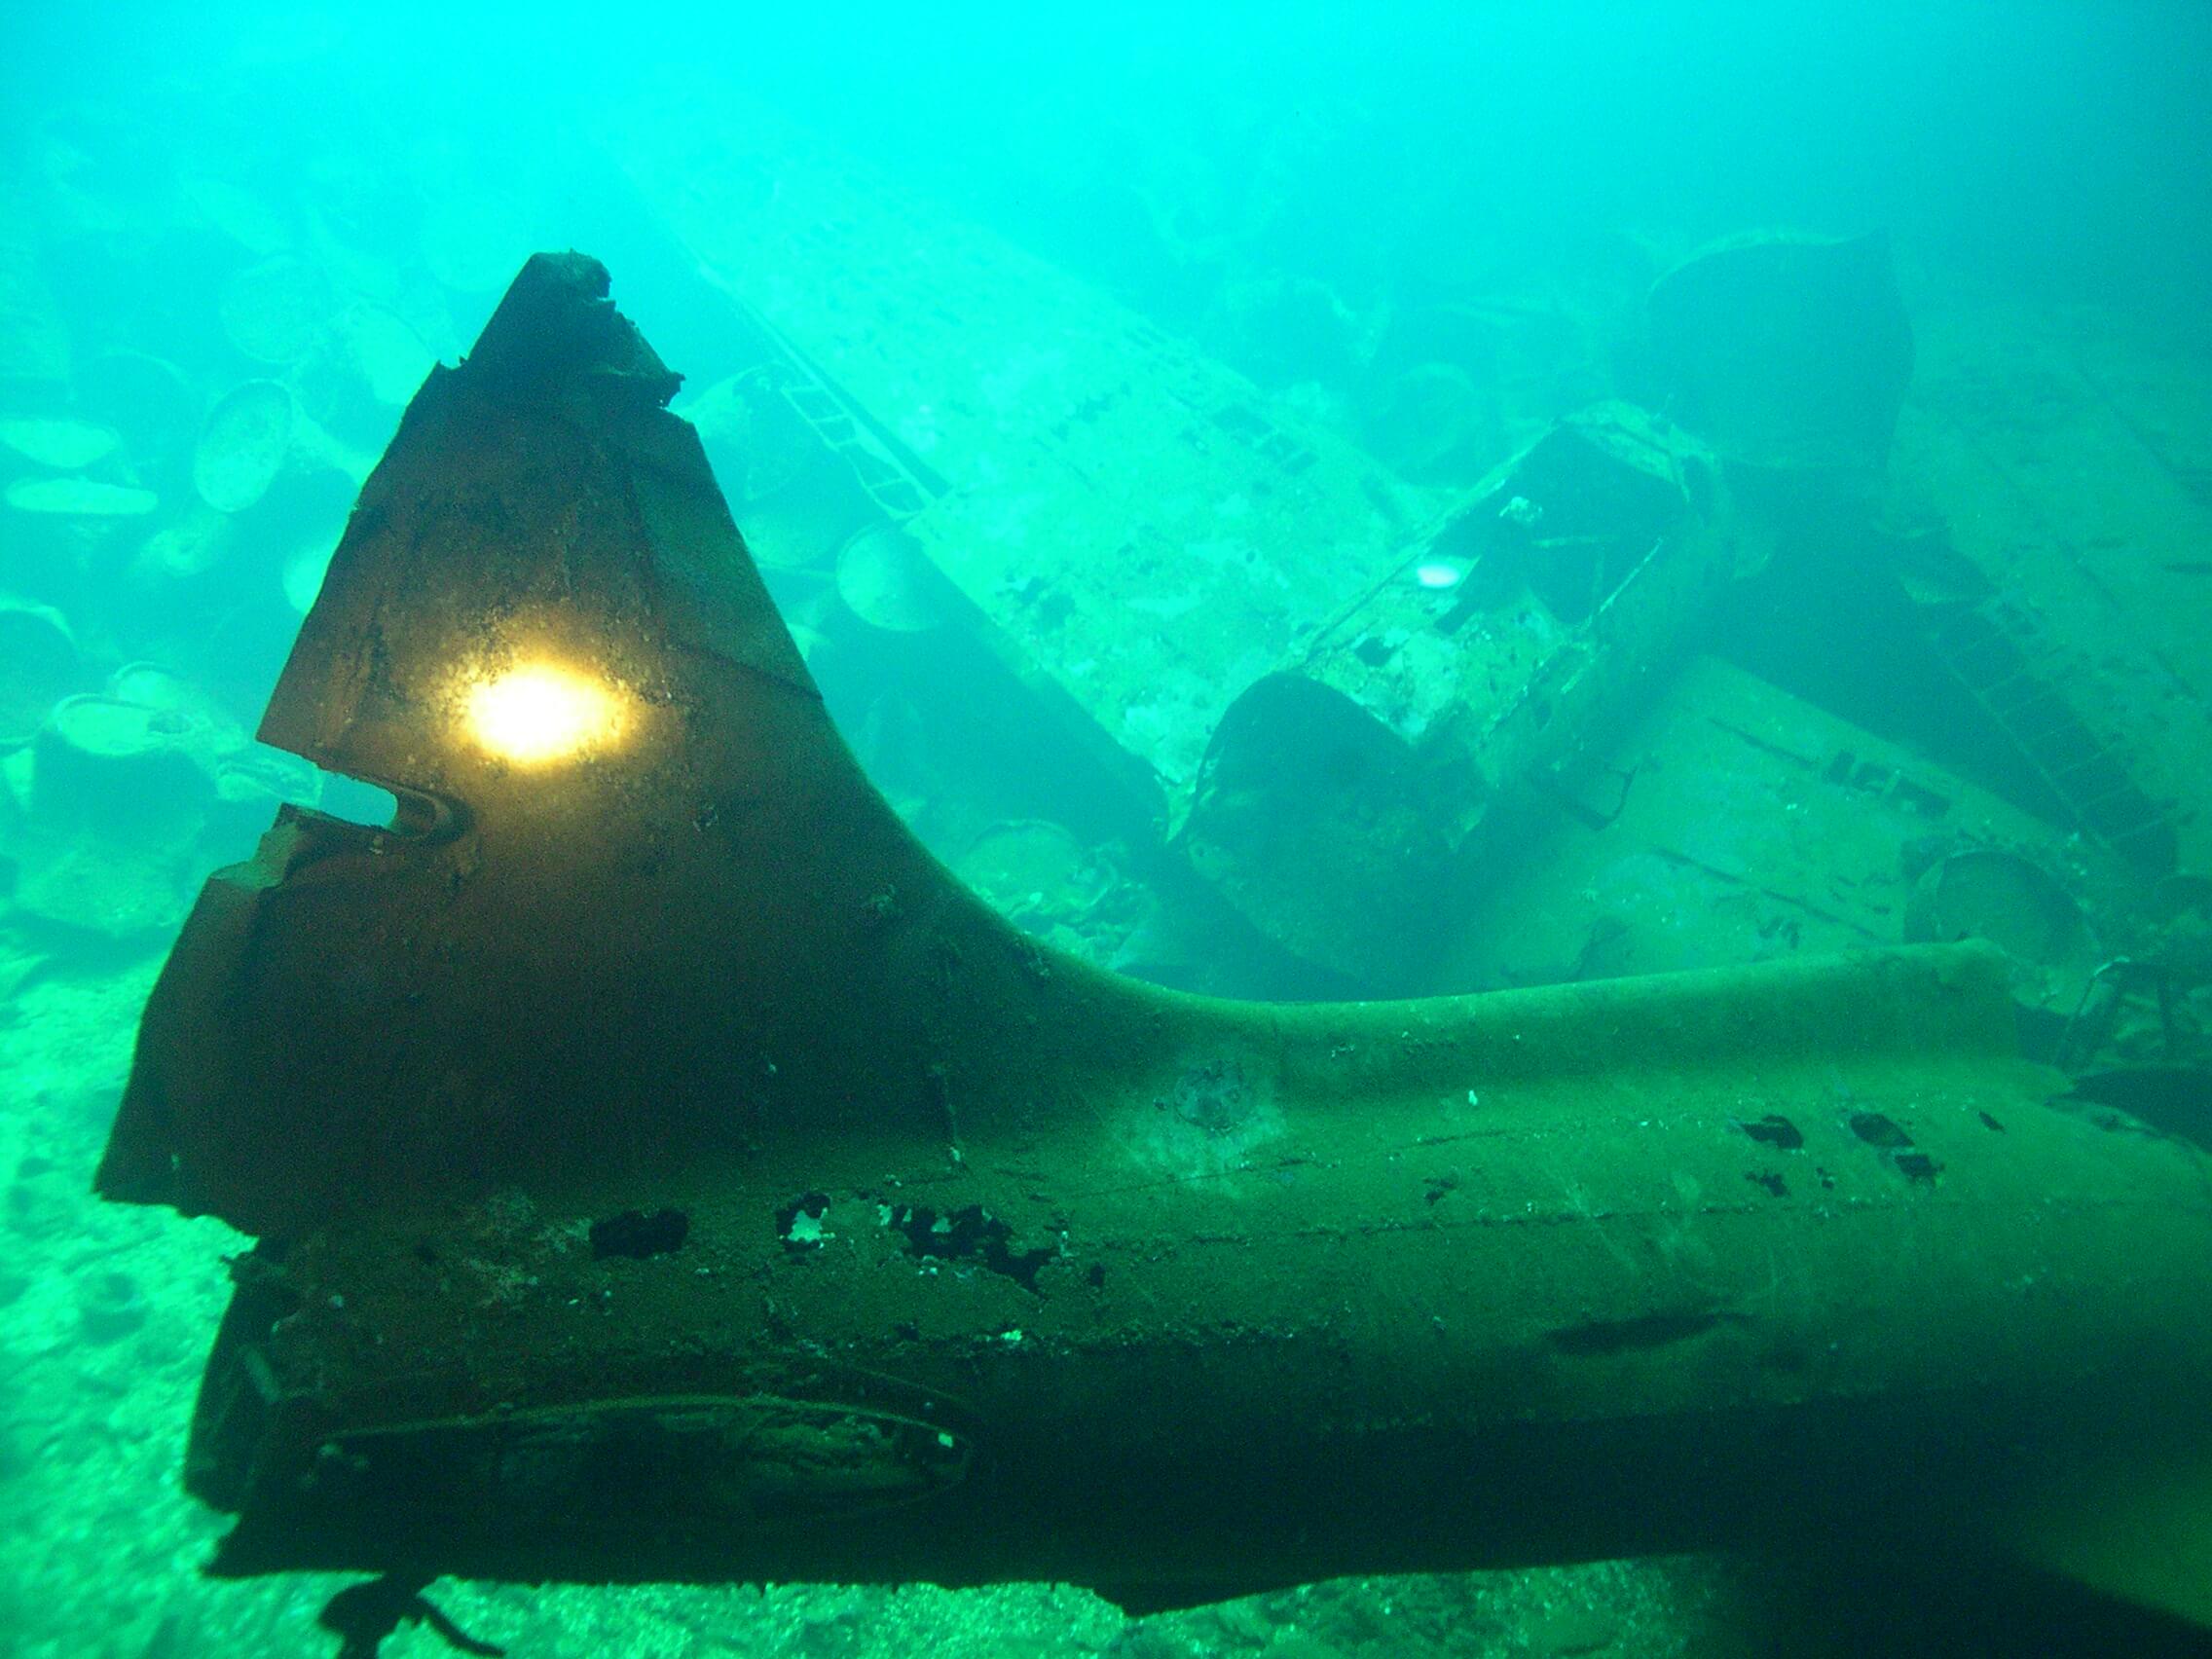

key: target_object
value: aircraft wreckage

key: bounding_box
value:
[97,254,2212,1651]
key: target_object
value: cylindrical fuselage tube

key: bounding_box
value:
[202,945,2212,1607]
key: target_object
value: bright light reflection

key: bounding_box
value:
[465,663,625,765]
[1414,562,1464,590]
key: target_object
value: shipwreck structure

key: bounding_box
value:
[95,257,2212,1651]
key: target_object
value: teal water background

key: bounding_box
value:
[4,5,2212,1657]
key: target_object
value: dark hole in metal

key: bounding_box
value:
[590,1207,690,1260]
[1849,1111,1913,1149]
[1738,1114,1804,1151]
[889,1202,1053,1292]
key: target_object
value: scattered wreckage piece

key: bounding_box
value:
[607,95,1433,813]
[673,313,1166,846]
[1181,402,1741,990]
[97,256,2212,1638]
[1439,653,2130,1035]
[1899,304,2212,871]
[0,662,320,938]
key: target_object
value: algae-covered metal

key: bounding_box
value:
[1443,654,2127,1021]
[101,256,2212,1630]
[1183,403,1738,987]
[608,99,1430,807]
[1900,308,2212,872]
